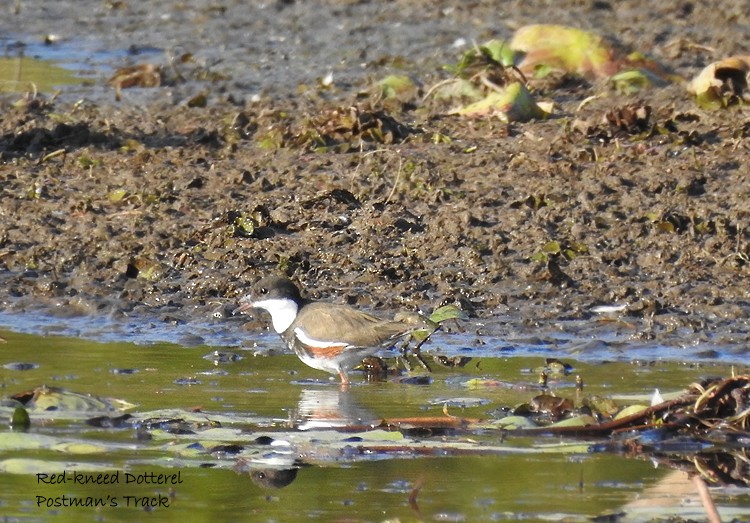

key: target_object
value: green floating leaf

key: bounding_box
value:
[614,404,649,420]
[491,416,538,430]
[0,458,116,475]
[0,432,57,451]
[0,432,107,455]
[464,378,512,389]
[51,441,108,454]
[0,57,83,93]
[352,429,404,442]
[429,304,468,324]
[10,386,134,415]
[547,414,597,428]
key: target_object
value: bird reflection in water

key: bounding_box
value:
[236,388,376,489]
[294,387,378,431]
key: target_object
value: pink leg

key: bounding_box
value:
[338,369,350,389]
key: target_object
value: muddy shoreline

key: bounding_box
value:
[2,1,750,359]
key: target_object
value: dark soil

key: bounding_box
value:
[2,1,750,357]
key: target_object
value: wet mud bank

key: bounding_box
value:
[1,1,750,359]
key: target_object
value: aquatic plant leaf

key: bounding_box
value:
[51,441,108,454]
[463,378,512,388]
[451,82,548,123]
[510,25,618,79]
[510,25,675,85]
[0,432,58,450]
[0,432,108,455]
[8,386,134,415]
[687,56,750,109]
[491,416,538,430]
[547,415,597,428]
[614,404,649,420]
[0,57,82,93]
[0,458,116,475]
[428,304,468,324]
[348,429,405,441]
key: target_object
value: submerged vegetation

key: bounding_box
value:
[1,317,749,518]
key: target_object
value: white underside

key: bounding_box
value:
[297,352,340,373]
[252,297,299,333]
[293,327,349,348]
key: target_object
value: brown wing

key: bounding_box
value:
[294,303,412,347]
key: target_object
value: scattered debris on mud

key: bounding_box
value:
[2,3,750,358]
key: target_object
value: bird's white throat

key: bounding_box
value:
[252,297,299,333]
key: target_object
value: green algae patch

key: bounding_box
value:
[0,57,82,93]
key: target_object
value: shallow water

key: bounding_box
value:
[0,327,748,522]
[0,31,160,96]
